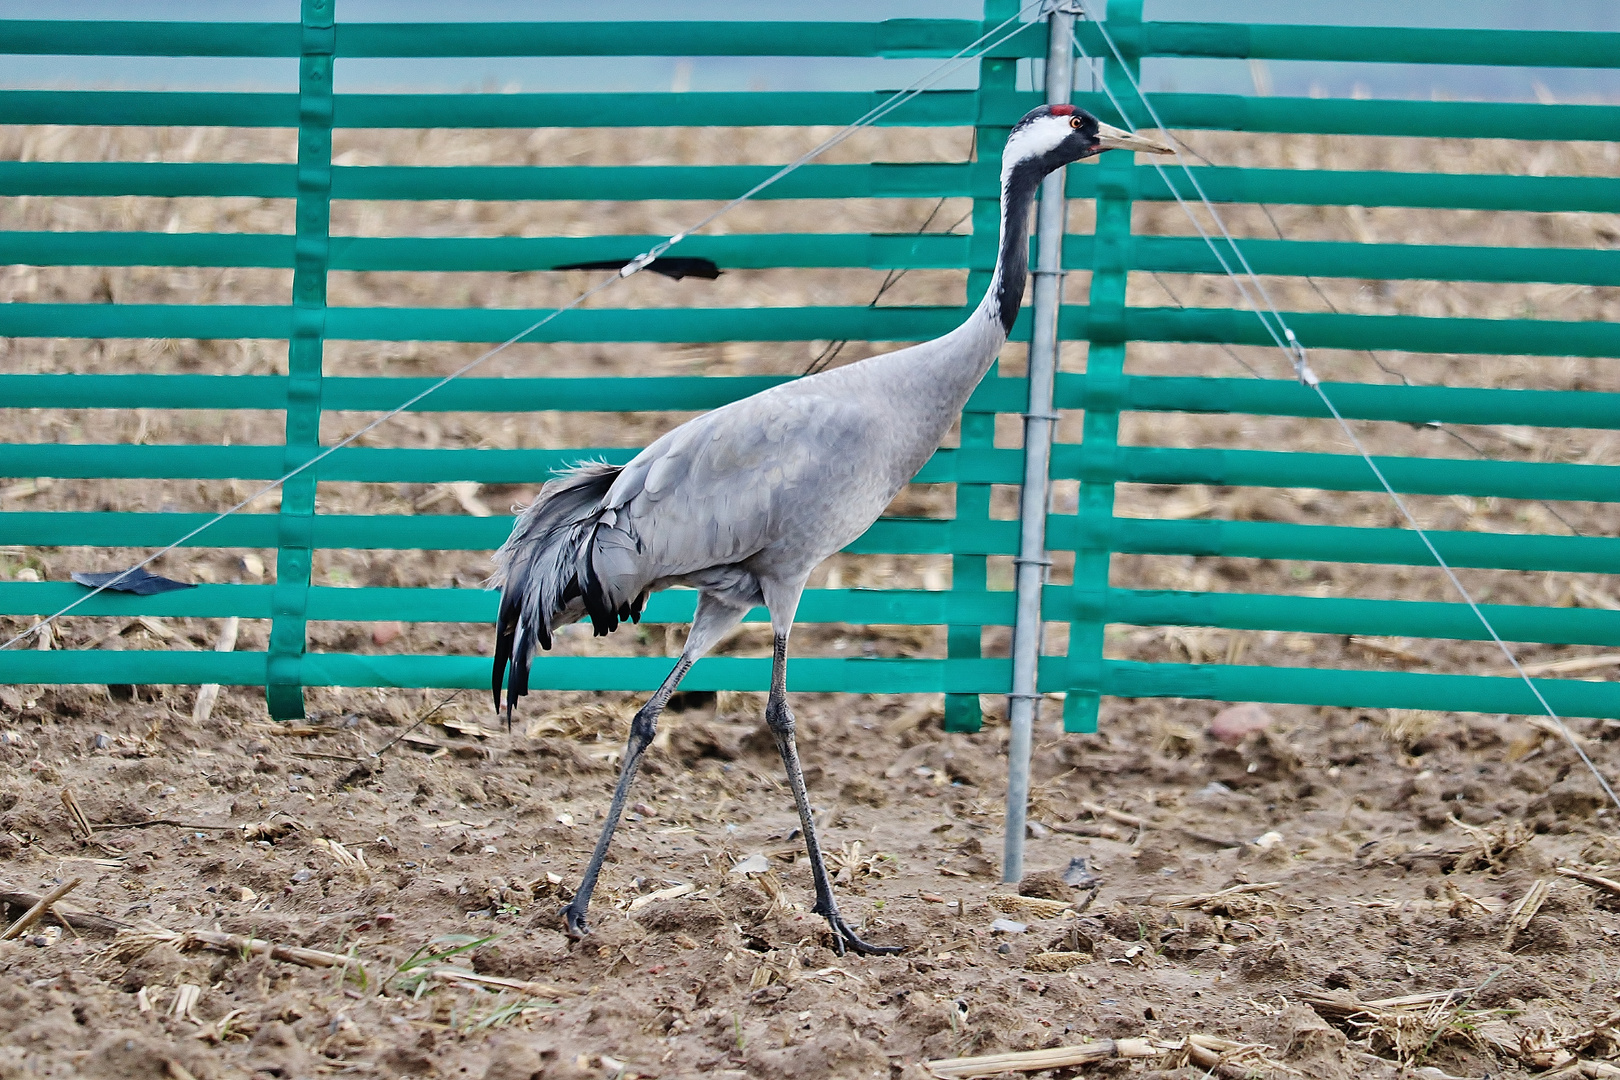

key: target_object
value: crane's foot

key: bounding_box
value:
[560,901,590,940]
[822,909,901,957]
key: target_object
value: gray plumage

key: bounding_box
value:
[490,312,1003,685]
[490,105,1172,955]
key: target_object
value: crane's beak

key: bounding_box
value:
[1095,122,1175,155]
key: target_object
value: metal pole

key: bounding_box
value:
[1003,1,1075,884]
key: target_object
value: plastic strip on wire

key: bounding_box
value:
[1067,3,1620,812]
[0,2,1049,654]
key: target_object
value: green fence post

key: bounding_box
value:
[943,0,1018,734]
[1063,0,1142,733]
[267,0,334,719]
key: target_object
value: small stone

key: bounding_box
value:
[290,868,314,884]
[1061,856,1101,889]
[371,622,403,646]
[1210,703,1275,745]
[1026,820,1050,839]
[93,733,112,750]
[989,918,1027,934]
[1254,830,1284,850]
[731,852,770,875]
[237,886,256,902]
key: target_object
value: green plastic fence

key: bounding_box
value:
[2,1,1617,725]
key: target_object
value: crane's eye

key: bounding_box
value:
[1069,116,1083,130]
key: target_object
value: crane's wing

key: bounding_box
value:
[597,388,876,581]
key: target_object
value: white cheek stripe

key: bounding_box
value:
[1000,116,1070,183]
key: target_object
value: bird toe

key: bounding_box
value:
[560,902,590,940]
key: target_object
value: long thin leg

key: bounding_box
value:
[764,630,900,957]
[561,593,746,939]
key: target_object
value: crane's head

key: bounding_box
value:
[1003,104,1174,179]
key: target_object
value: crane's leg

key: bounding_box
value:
[561,593,747,939]
[764,625,900,957]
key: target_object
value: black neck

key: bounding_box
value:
[988,158,1049,335]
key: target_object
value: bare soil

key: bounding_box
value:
[3,684,1620,1080]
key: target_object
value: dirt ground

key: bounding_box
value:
[4,682,1620,1080]
[4,72,1620,1080]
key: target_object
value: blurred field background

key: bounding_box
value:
[1,115,1617,729]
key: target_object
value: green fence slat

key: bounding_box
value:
[1056,445,1620,503]
[0,90,981,129]
[2,374,285,409]
[0,374,794,412]
[0,650,271,685]
[266,0,335,720]
[328,162,986,201]
[0,649,1014,695]
[333,91,988,129]
[1092,167,1620,214]
[7,374,1617,431]
[0,583,276,619]
[1097,236,1620,287]
[1097,661,1620,719]
[0,162,297,198]
[0,583,1016,627]
[7,161,1615,214]
[0,162,982,201]
[324,654,1013,694]
[1096,517,1620,574]
[1072,92,1620,142]
[0,303,292,339]
[0,304,972,342]
[0,511,995,555]
[15,230,1617,287]
[336,20,1017,59]
[0,21,300,56]
[0,91,299,127]
[1124,23,1620,67]
[0,512,282,548]
[1097,377,1620,430]
[4,90,1613,141]
[1062,0,1145,734]
[8,19,1614,68]
[1104,589,1620,647]
[7,303,1617,355]
[0,18,1020,61]
[0,444,1003,485]
[0,231,294,269]
[0,231,969,272]
[1095,306,1620,358]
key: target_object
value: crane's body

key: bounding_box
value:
[491,106,1171,955]
[494,308,1004,657]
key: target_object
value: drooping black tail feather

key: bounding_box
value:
[489,461,623,717]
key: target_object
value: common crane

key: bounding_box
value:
[492,105,1173,955]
